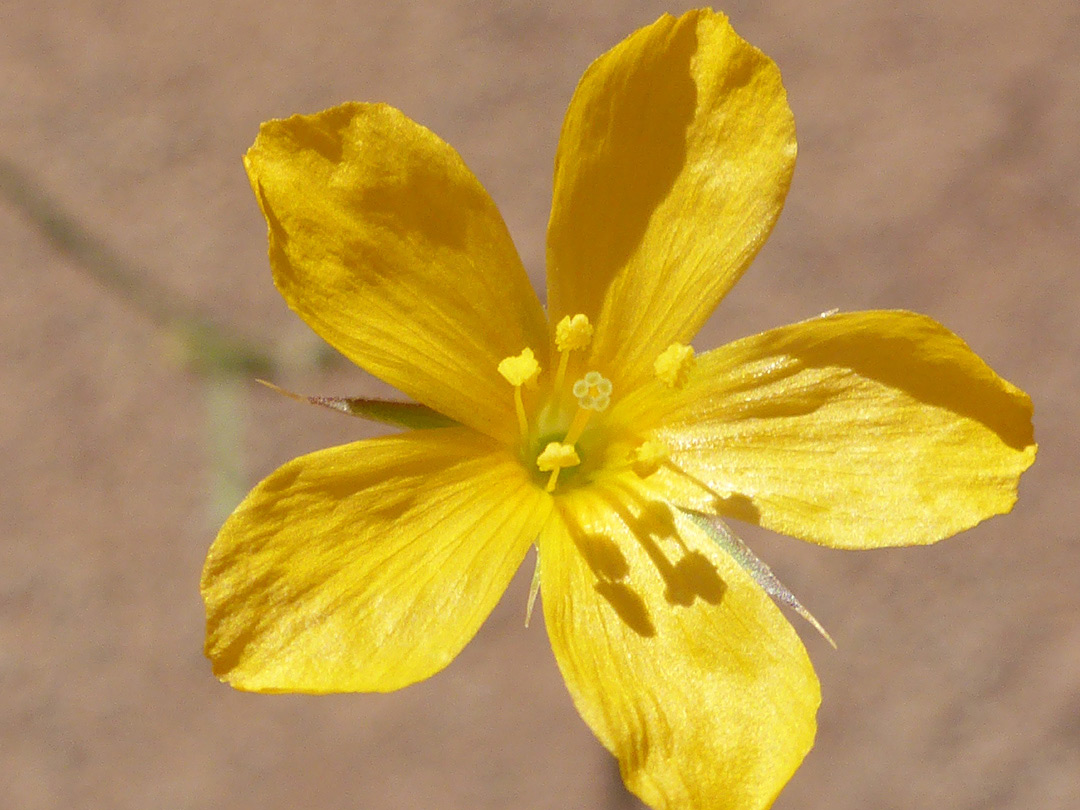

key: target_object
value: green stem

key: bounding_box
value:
[0,155,273,377]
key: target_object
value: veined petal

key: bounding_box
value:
[546,10,795,390]
[202,428,550,693]
[540,480,819,810]
[246,103,548,442]
[633,311,1036,549]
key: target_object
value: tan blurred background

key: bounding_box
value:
[2,1,1077,808]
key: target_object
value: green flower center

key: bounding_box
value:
[498,313,693,494]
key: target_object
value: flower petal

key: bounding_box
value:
[634,311,1037,549]
[546,9,795,390]
[246,103,548,442]
[540,480,819,810]
[202,428,550,693]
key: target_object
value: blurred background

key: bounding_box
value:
[2,1,1077,808]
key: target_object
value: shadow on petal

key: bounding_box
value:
[560,502,656,638]
[549,16,698,309]
[595,580,656,638]
[777,313,1034,451]
[575,529,631,582]
[601,489,729,610]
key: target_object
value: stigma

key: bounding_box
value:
[535,370,614,492]
[572,371,612,412]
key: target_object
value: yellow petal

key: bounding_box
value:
[634,311,1037,549]
[245,103,548,442]
[540,480,819,810]
[202,428,550,693]
[546,10,795,390]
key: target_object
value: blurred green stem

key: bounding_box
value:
[0,155,273,377]
[1,155,275,518]
[203,376,249,522]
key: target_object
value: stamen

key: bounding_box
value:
[537,441,581,492]
[556,314,594,352]
[563,406,593,447]
[654,342,695,389]
[498,347,541,387]
[513,389,528,438]
[554,314,593,394]
[498,348,540,438]
[629,440,669,479]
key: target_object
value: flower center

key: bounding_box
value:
[531,367,612,491]
[498,314,696,493]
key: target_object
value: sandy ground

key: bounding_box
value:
[2,1,1078,808]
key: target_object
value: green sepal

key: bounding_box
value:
[680,507,835,647]
[258,380,458,430]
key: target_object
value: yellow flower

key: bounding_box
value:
[202,9,1036,810]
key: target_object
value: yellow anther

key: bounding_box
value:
[554,314,593,394]
[654,342,695,389]
[572,371,613,412]
[499,347,540,440]
[537,441,581,492]
[555,314,593,352]
[536,441,580,471]
[498,347,541,387]
[630,441,669,479]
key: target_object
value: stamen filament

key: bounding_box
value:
[513,386,528,439]
[554,350,570,396]
[498,347,541,442]
[537,441,580,493]
[545,467,563,492]
[563,406,592,446]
